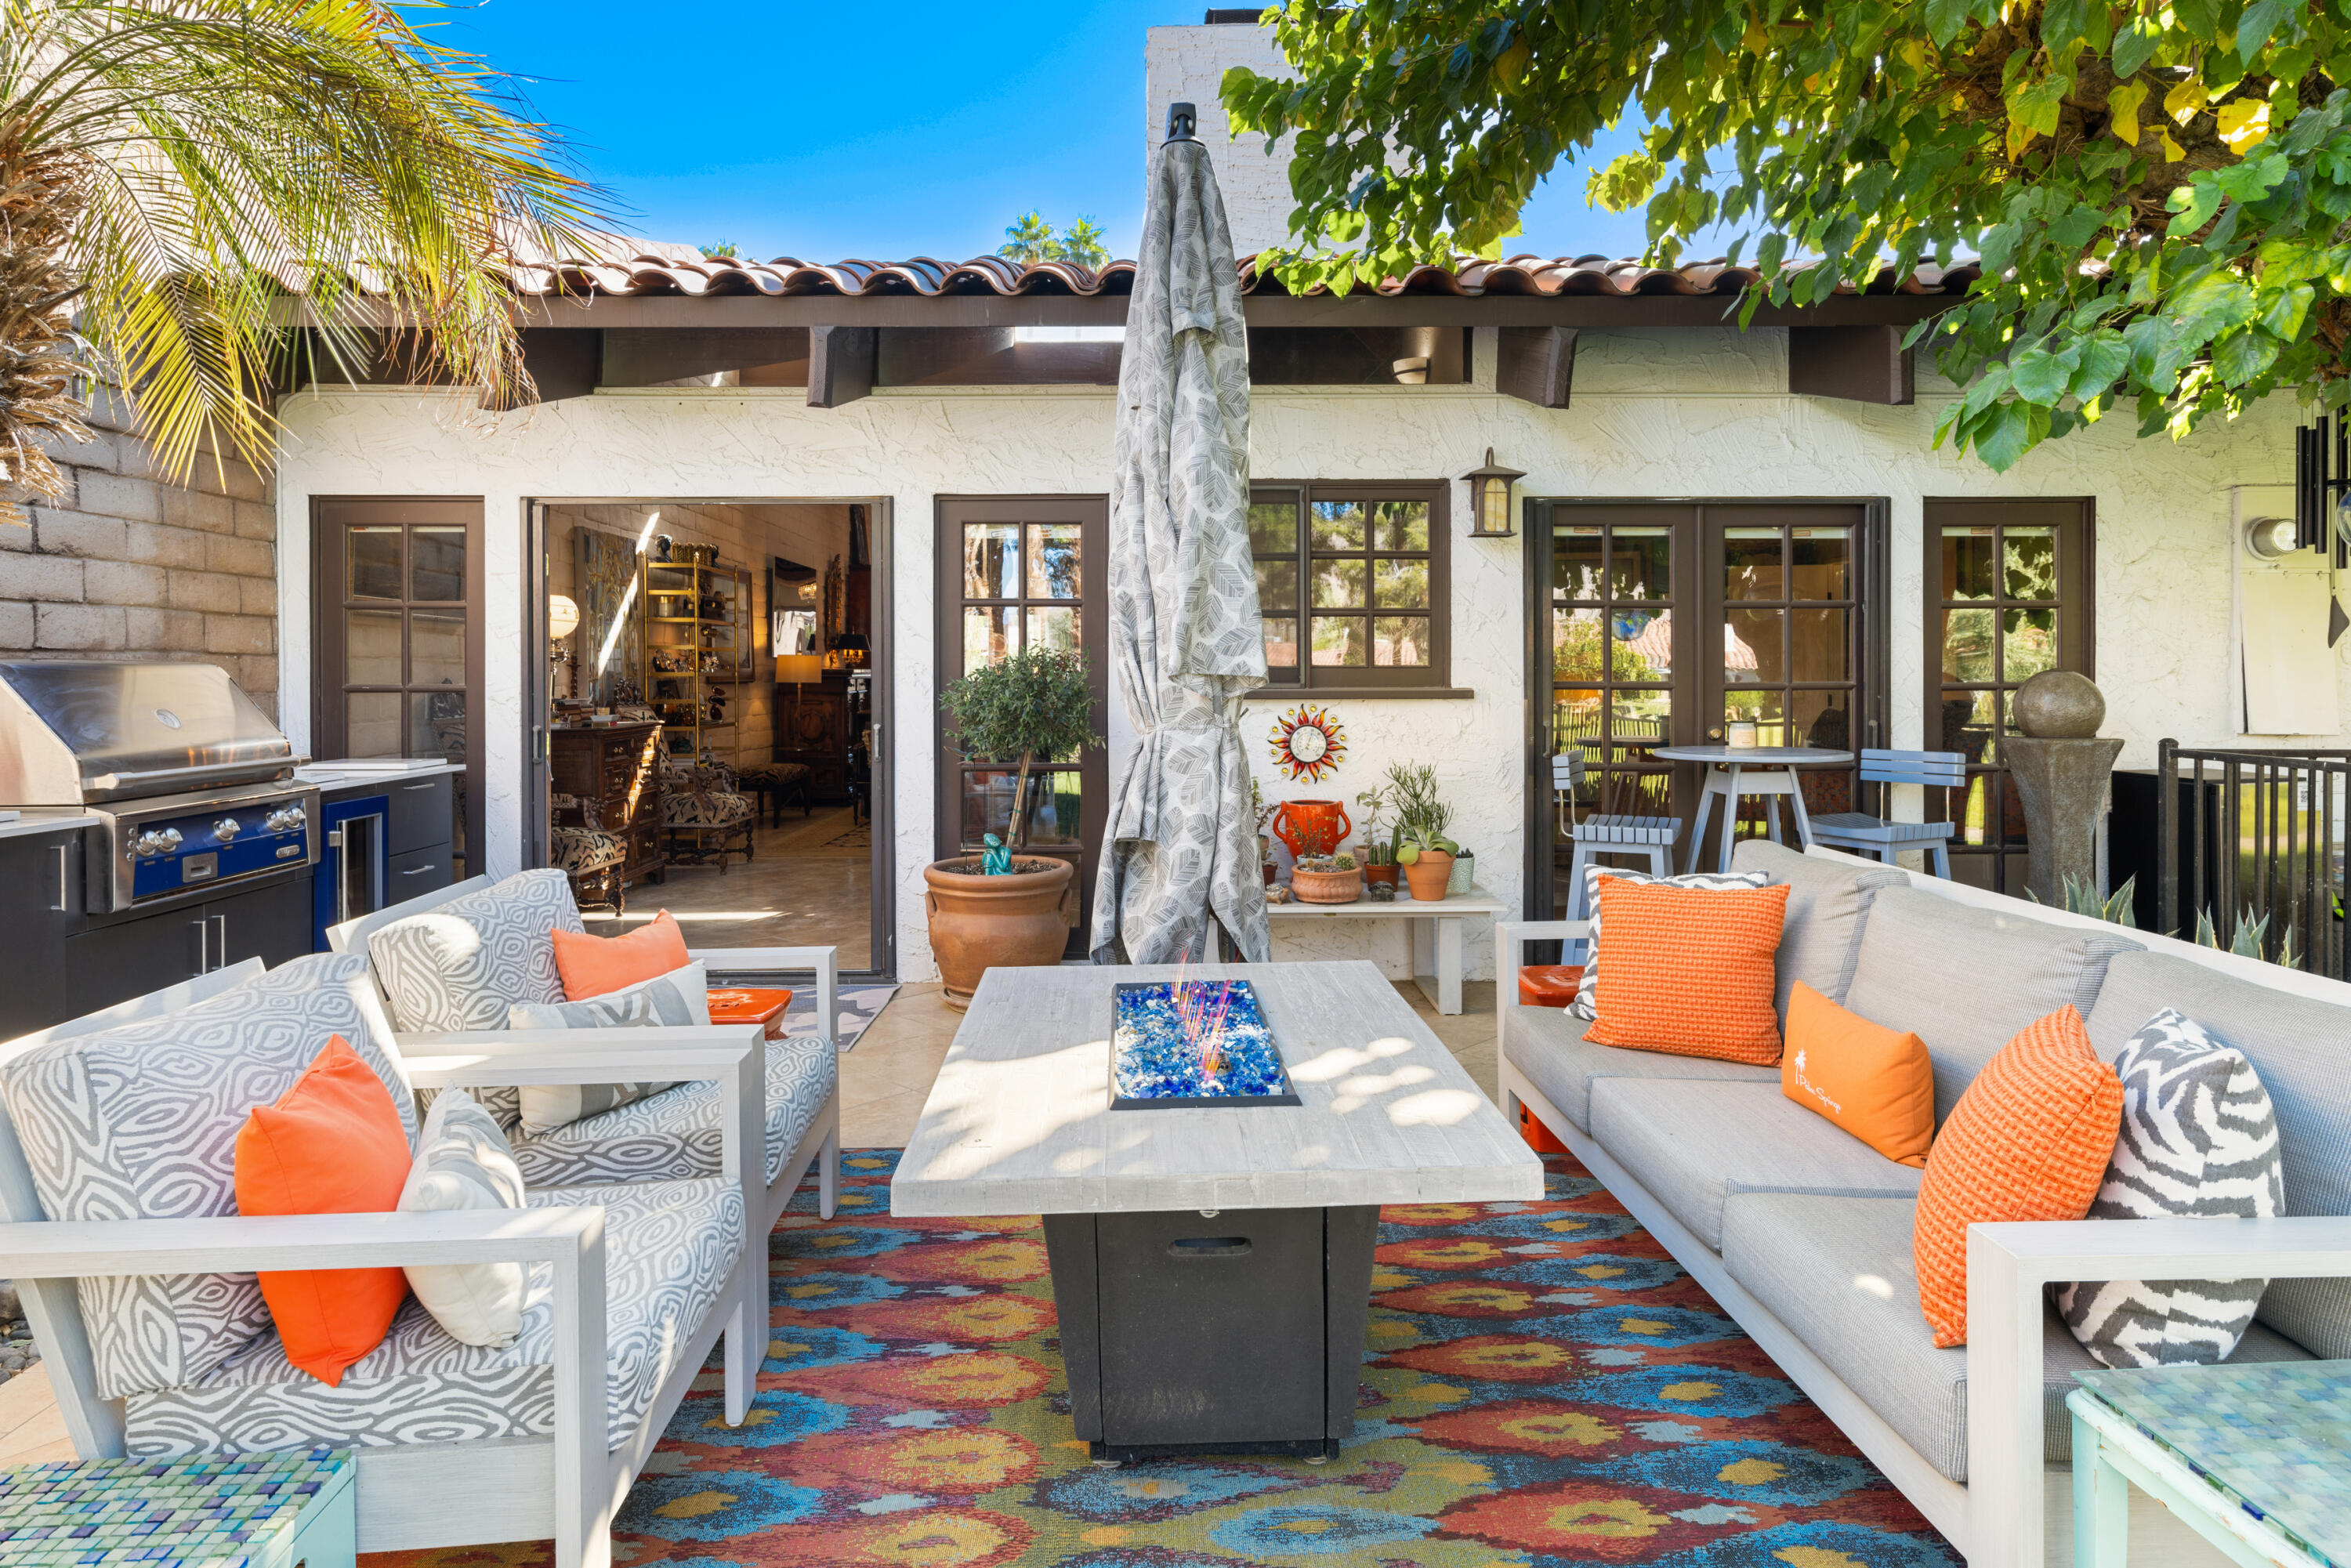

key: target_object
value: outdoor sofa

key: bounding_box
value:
[1499,839,2351,1568]
[0,869,842,1568]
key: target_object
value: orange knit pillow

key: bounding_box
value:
[1912,1005,2123,1347]
[553,911,690,1000]
[234,1036,415,1385]
[1781,982,1936,1168]
[1584,880,1790,1064]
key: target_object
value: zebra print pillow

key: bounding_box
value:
[2056,1008,2284,1368]
[1570,867,1772,1019]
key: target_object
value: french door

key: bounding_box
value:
[934,497,1110,956]
[1530,500,1888,919]
[312,499,485,878]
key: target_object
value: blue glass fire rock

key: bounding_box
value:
[1112,980,1292,1103]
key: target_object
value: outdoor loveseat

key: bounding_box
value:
[1499,839,2351,1568]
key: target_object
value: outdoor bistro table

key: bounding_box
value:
[1650,744,1855,873]
[892,961,1542,1462]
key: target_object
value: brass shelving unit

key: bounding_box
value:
[641,559,748,765]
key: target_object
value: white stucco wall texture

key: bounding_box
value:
[270,324,2325,985]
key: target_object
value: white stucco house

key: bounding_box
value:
[264,16,2346,987]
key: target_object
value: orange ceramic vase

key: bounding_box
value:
[1269,799,1353,860]
[923,856,1076,1012]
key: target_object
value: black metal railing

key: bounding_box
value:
[2156,739,2349,977]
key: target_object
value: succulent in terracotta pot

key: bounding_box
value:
[1290,851,1363,905]
[1386,762,1458,900]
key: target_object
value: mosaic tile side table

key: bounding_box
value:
[2069,1362,2351,1568]
[0,1447,354,1568]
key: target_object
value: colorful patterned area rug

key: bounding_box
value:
[366,1150,1959,1568]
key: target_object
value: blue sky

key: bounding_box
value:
[440,0,1698,264]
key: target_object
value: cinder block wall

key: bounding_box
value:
[0,388,278,721]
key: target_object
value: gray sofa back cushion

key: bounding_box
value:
[1842,886,2140,1122]
[2085,950,2351,1358]
[0,954,415,1400]
[1730,842,1908,1017]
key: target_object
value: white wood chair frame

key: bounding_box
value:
[0,960,777,1568]
[1495,882,2351,1568]
[327,875,846,1418]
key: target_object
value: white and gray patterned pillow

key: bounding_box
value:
[0,954,415,1400]
[399,1089,527,1349]
[505,964,707,1136]
[1570,867,1773,1019]
[2057,1009,2285,1367]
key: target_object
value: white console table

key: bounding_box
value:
[1265,885,1506,1015]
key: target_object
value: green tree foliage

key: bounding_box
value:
[999,212,1111,269]
[940,646,1102,849]
[1223,1,2351,469]
[0,0,603,512]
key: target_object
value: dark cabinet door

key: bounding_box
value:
[67,907,211,1005]
[0,831,81,1040]
[207,875,317,969]
[387,844,454,900]
[386,773,455,856]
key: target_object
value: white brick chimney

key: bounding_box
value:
[1143,18,1297,258]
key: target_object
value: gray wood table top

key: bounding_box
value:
[1650,744,1853,765]
[892,960,1545,1219]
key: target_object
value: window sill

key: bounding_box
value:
[1242,686,1476,701]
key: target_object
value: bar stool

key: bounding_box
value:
[1808,748,1965,877]
[1556,751,1676,919]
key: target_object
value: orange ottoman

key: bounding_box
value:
[707,987,795,1039]
[1518,965,1585,1007]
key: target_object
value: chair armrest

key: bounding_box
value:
[396,1026,768,1195]
[691,945,839,1050]
[1965,1215,2351,1568]
[1493,919,1591,989]
[0,1205,602,1276]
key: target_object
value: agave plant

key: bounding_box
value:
[2194,907,2303,970]
[2029,874,2138,928]
[1,0,604,514]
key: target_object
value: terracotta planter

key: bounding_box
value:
[924,856,1076,1012]
[1401,850,1454,901]
[1364,863,1400,889]
[1289,866,1362,904]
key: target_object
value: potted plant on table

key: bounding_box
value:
[926,647,1101,1011]
[1354,784,1400,890]
[1290,851,1363,904]
[1386,762,1459,901]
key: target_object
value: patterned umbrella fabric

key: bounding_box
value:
[1089,123,1270,965]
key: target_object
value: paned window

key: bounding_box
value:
[1249,482,1448,690]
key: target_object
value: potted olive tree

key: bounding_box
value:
[926,647,1101,1009]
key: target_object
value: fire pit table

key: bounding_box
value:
[892,960,1541,1462]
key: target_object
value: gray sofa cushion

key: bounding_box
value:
[1588,1081,1923,1251]
[0,954,414,1401]
[1719,1191,2310,1483]
[1502,1004,1777,1135]
[2085,950,2351,1359]
[1842,886,2140,1121]
[1730,842,1909,1016]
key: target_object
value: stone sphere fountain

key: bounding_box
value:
[2000,671,2123,906]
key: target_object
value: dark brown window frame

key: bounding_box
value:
[1248,479,1454,695]
[1920,498,2096,897]
[311,497,486,877]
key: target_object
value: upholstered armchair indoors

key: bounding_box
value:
[657,754,755,871]
[551,792,629,914]
[0,951,766,1568]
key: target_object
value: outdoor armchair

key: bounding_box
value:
[0,954,764,1568]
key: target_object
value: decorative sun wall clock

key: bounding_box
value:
[1270,704,1346,783]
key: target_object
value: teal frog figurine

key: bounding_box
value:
[980,833,1011,875]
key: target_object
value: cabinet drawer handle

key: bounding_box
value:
[400,862,440,877]
[401,782,437,792]
[50,843,68,912]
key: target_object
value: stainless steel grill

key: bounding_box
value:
[0,661,319,913]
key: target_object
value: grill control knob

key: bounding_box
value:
[134,827,183,857]
[213,817,241,842]
[263,806,306,834]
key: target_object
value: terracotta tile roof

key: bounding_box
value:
[508,244,1981,301]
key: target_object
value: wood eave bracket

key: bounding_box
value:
[809,324,878,408]
[1495,324,1576,408]
[1788,324,1915,406]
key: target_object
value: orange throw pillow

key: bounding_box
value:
[554,911,690,1000]
[234,1036,414,1385]
[1584,880,1789,1064]
[1912,1005,2123,1347]
[1781,982,1936,1168]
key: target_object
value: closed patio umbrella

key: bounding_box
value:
[1089,103,1270,965]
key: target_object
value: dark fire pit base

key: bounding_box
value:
[1041,1204,1379,1464]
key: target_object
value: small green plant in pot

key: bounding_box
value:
[1354,784,1399,885]
[926,648,1103,1010]
[1385,763,1458,900]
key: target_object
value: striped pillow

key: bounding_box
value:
[2057,1009,2284,1367]
[505,962,708,1135]
[1570,866,1771,1019]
